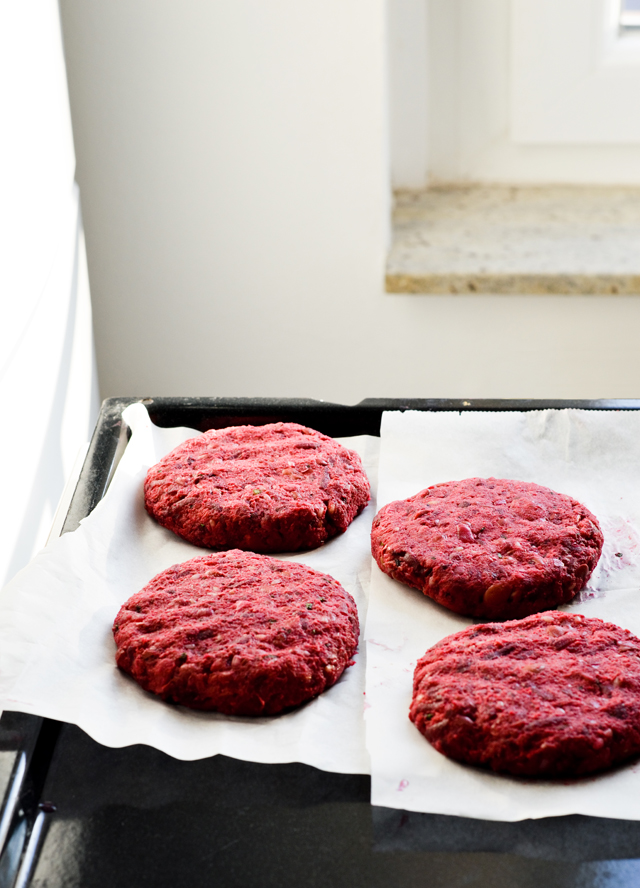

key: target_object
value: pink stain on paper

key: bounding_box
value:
[397,779,409,792]
[580,515,640,601]
[368,637,409,654]
[603,516,640,569]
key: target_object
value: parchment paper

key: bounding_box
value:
[0,403,378,772]
[366,409,640,821]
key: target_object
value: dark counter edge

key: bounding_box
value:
[2,394,640,884]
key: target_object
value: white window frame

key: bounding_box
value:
[388,0,640,186]
[511,0,640,144]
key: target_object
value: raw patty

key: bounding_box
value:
[113,550,360,715]
[371,478,603,620]
[144,422,370,553]
[410,611,640,778]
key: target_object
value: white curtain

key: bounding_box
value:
[0,0,99,587]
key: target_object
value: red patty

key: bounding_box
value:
[113,550,360,716]
[371,478,603,620]
[410,612,640,778]
[144,423,370,553]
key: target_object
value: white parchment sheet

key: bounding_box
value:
[366,409,640,821]
[0,403,379,773]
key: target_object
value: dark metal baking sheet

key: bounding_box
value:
[4,396,640,888]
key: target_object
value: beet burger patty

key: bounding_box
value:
[371,477,603,620]
[144,422,370,554]
[113,550,360,716]
[410,611,640,778]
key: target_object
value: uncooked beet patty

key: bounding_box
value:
[113,550,360,715]
[144,422,370,553]
[371,478,603,620]
[410,611,640,778]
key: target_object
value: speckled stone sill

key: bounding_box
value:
[386,273,640,296]
[386,185,640,296]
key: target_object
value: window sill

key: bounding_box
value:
[386,185,640,295]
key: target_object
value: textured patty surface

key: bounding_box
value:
[144,422,370,553]
[410,611,640,778]
[113,550,360,715]
[371,477,603,620]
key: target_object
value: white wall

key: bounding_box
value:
[387,0,429,188]
[59,0,640,405]
[60,0,391,401]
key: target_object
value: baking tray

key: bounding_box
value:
[3,396,640,888]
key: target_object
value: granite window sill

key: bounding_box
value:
[386,185,640,296]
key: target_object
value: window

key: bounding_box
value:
[620,0,640,29]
